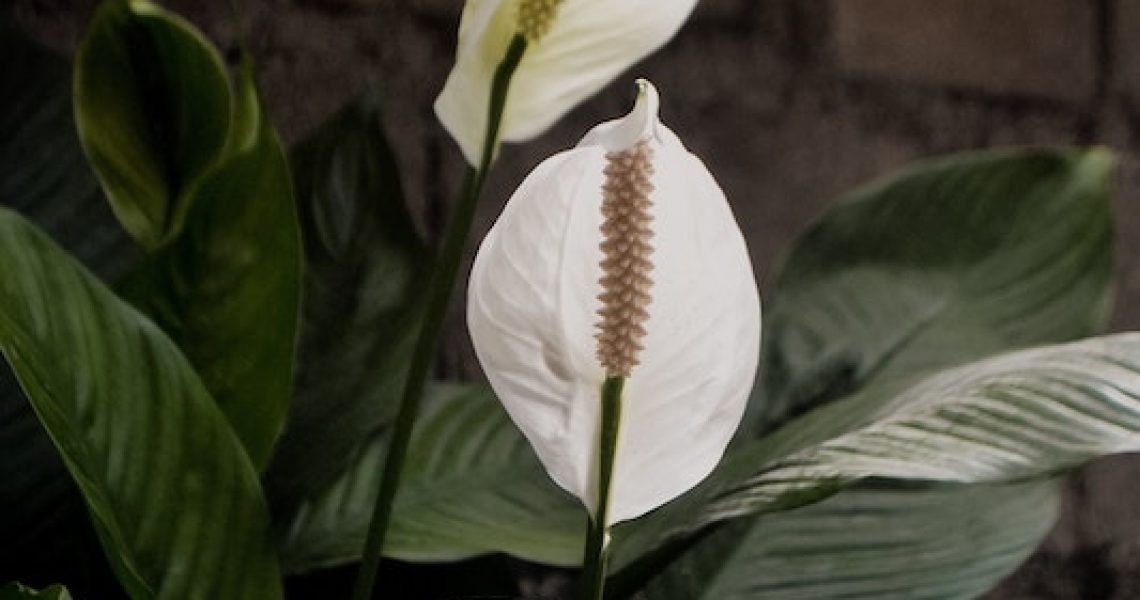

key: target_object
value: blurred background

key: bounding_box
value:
[10,0,1140,597]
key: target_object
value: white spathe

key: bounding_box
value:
[435,0,698,165]
[467,81,761,525]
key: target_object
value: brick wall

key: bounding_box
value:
[13,0,1140,597]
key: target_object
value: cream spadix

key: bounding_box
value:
[468,80,761,525]
[434,0,698,165]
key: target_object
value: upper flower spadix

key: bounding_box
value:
[517,0,563,41]
[434,0,698,165]
[468,81,761,525]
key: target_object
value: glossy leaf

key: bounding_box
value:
[118,65,301,469]
[263,97,430,514]
[613,334,1140,571]
[753,148,1113,434]
[0,209,282,598]
[638,480,1059,600]
[0,18,135,587]
[0,583,72,600]
[73,0,232,248]
[278,383,582,574]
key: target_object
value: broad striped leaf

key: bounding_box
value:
[279,384,582,573]
[612,334,1140,572]
[753,148,1112,434]
[0,209,281,599]
[0,17,135,588]
[638,480,1059,600]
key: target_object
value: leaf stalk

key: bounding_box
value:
[350,34,528,600]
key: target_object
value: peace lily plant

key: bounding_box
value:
[5,1,1140,600]
[355,2,699,596]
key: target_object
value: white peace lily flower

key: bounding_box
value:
[468,80,761,525]
[434,0,698,165]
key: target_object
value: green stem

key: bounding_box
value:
[350,34,528,600]
[580,376,624,600]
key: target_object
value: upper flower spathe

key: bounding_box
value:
[467,81,761,525]
[434,0,698,165]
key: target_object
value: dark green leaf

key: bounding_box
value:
[0,583,72,600]
[264,97,430,514]
[638,480,1059,600]
[0,18,135,587]
[278,383,582,574]
[118,65,301,468]
[0,209,282,598]
[73,0,232,248]
[753,148,1113,434]
[613,334,1140,571]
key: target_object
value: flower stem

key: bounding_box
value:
[350,34,528,600]
[580,376,624,600]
